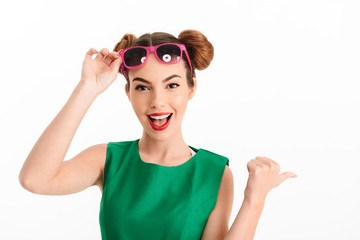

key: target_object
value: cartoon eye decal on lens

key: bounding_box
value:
[177,56,180,61]
[162,54,171,62]
[141,56,146,63]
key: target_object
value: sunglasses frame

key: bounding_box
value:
[118,43,193,78]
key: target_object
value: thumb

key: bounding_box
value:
[110,53,123,76]
[276,171,297,186]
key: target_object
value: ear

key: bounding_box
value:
[125,84,130,100]
[188,77,197,100]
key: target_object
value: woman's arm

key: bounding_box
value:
[224,196,265,240]
[225,156,297,240]
[18,82,97,193]
[18,48,122,193]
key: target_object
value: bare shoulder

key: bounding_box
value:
[61,142,108,193]
[223,165,233,181]
[220,165,234,192]
[86,143,108,166]
[220,165,234,203]
[75,143,108,170]
[23,143,108,196]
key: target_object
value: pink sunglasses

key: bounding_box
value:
[118,43,192,78]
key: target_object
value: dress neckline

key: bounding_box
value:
[135,139,200,168]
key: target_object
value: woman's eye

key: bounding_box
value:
[135,85,149,91]
[168,83,179,89]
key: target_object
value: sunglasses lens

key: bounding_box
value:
[124,48,147,67]
[156,45,181,63]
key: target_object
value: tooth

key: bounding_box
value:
[149,114,171,120]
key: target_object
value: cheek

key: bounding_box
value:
[129,95,146,116]
[172,91,189,111]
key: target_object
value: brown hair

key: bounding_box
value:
[113,30,214,92]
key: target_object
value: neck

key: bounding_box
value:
[138,129,190,161]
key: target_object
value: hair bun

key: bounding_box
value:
[178,30,214,70]
[113,33,137,52]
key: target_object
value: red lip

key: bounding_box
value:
[148,112,172,116]
[147,113,173,131]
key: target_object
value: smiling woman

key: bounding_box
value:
[18,29,296,240]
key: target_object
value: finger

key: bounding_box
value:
[276,171,298,186]
[85,48,98,60]
[102,51,120,65]
[254,156,273,168]
[247,159,257,167]
[252,159,263,167]
[256,157,272,168]
[262,156,279,166]
[95,48,109,61]
[259,156,281,172]
[247,159,263,174]
[247,160,257,172]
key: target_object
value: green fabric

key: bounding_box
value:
[99,139,229,240]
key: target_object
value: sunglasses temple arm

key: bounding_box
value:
[183,50,193,75]
[121,64,127,79]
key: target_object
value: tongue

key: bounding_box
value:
[153,118,168,126]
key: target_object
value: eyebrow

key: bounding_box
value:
[132,74,181,84]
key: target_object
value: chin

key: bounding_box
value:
[141,119,179,141]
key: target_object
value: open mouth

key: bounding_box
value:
[147,113,173,130]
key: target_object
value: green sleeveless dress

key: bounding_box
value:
[99,139,229,240]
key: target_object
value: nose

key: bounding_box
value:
[150,87,167,109]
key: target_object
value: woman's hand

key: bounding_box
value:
[79,48,123,96]
[244,156,297,204]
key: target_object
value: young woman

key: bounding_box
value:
[19,30,297,240]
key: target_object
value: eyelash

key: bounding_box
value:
[135,85,149,91]
[135,83,180,91]
[168,83,179,89]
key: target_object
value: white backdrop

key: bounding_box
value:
[1,0,359,239]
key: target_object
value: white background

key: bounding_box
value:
[1,0,359,239]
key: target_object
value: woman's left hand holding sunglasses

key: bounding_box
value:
[79,47,123,96]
